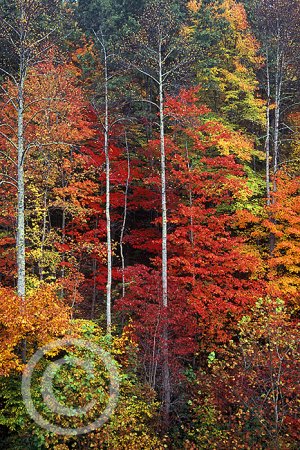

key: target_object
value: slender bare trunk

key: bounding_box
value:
[159,44,168,316]
[17,6,26,363]
[17,73,25,300]
[186,143,194,246]
[104,51,112,332]
[273,19,284,182]
[265,49,276,254]
[91,216,98,319]
[159,41,170,428]
[270,27,284,253]
[273,87,281,183]
[91,258,97,319]
[265,49,271,207]
[58,166,66,296]
[150,314,160,388]
[38,189,48,281]
[120,131,130,298]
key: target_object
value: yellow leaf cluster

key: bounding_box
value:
[0,285,71,376]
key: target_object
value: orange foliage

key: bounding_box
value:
[0,285,71,376]
[187,0,201,13]
[0,49,94,289]
[223,0,248,31]
[266,172,300,308]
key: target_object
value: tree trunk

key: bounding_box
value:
[61,203,66,298]
[265,49,271,207]
[91,258,97,320]
[17,9,27,362]
[273,40,283,179]
[17,75,26,300]
[265,49,276,254]
[39,189,48,281]
[120,131,130,298]
[270,34,284,253]
[159,42,170,428]
[104,51,112,332]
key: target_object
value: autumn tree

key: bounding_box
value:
[117,88,264,429]
[264,170,300,311]
[76,2,136,331]
[250,0,300,207]
[53,123,132,320]
[189,0,264,130]
[191,298,300,449]
[0,53,93,300]
[0,321,164,449]
[0,0,68,300]
[117,0,193,425]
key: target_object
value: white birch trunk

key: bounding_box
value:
[273,22,284,181]
[265,49,271,207]
[104,50,112,332]
[159,41,170,427]
[17,67,26,300]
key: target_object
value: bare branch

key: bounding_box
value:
[28,41,57,64]
[22,141,74,165]
[276,158,300,171]
[162,47,175,63]
[163,58,191,80]
[143,44,159,58]
[0,179,17,189]
[28,27,58,49]
[133,98,159,109]
[0,123,18,138]
[0,14,21,37]
[0,67,18,86]
[109,117,135,128]
[0,131,17,150]
[26,141,74,151]
[23,97,66,112]
[128,62,159,84]
[0,150,17,166]
[93,29,107,58]
[0,85,18,110]
[0,172,17,183]
[24,109,47,129]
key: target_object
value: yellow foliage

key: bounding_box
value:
[187,0,202,13]
[0,285,71,376]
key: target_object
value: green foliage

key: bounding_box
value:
[77,0,144,43]
[235,165,265,214]
[0,321,162,449]
[183,395,230,449]
[191,0,265,129]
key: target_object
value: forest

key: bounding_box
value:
[0,0,299,448]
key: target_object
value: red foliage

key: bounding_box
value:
[117,88,264,389]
